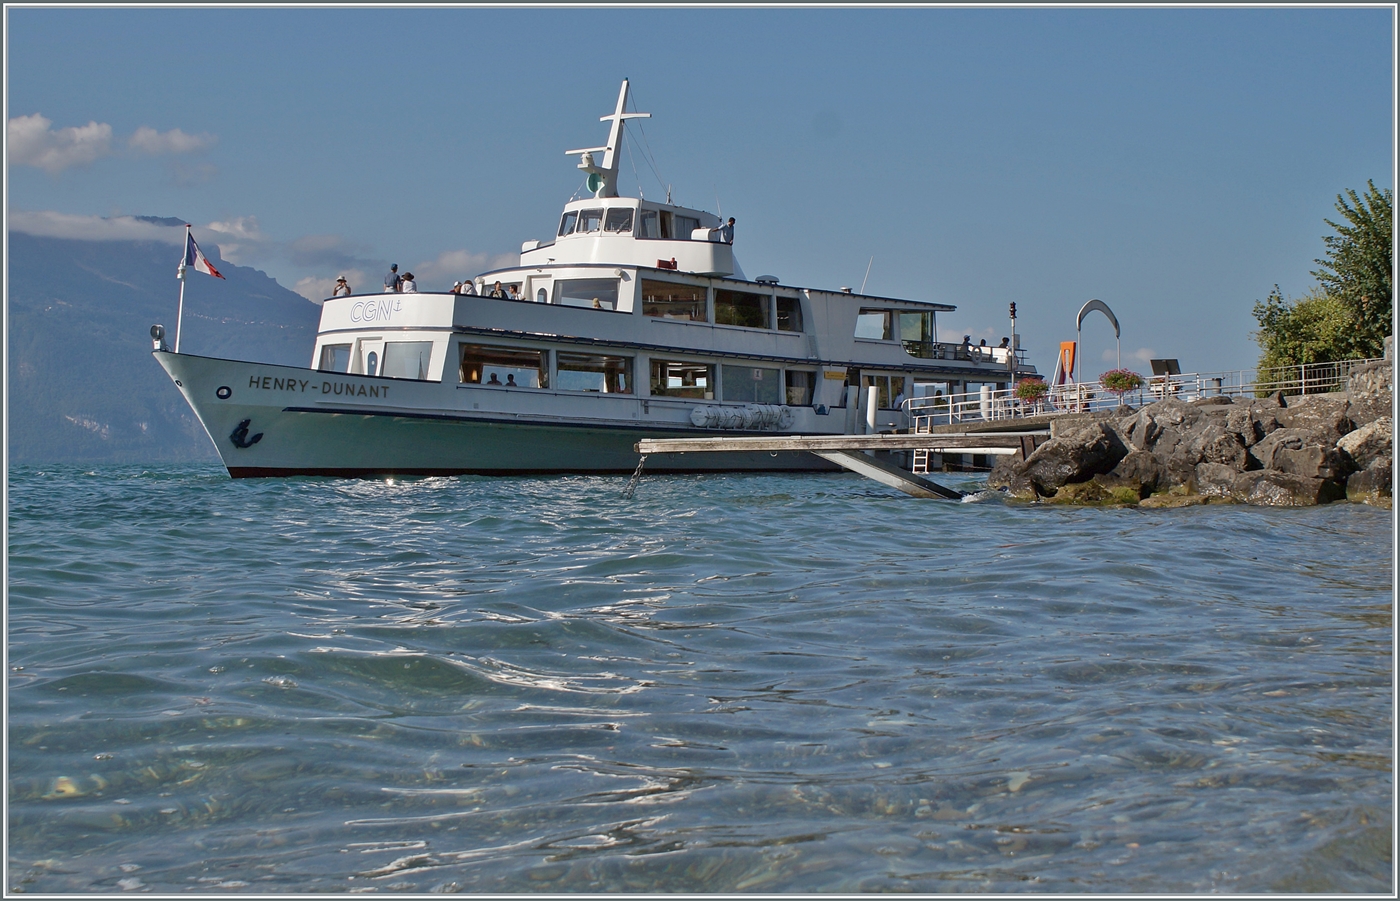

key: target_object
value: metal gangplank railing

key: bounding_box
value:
[904,357,1386,434]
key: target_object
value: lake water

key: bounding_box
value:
[6,465,1393,893]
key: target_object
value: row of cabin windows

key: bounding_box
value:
[559,208,701,240]
[456,343,817,405]
[318,340,432,379]
[640,279,803,332]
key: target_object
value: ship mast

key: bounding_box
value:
[566,79,650,198]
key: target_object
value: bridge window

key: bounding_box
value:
[722,365,781,404]
[459,344,547,388]
[639,210,660,238]
[604,208,634,234]
[556,278,619,310]
[642,279,705,320]
[855,309,893,340]
[381,341,433,380]
[676,215,700,238]
[578,208,605,233]
[318,344,351,373]
[558,211,577,236]
[557,353,632,394]
[650,360,712,398]
[715,289,770,329]
[777,297,803,332]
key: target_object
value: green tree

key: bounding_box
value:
[1252,285,1354,374]
[1311,180,1392,357]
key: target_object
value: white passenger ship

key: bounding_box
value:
[154,81,1034,477]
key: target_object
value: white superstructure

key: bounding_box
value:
[154,81,1034,477]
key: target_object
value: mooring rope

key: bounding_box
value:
[621,455,647,499]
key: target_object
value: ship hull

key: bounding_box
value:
[155,352,837,478]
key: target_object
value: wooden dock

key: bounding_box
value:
[634,430,1048,499]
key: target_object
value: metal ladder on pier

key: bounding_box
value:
[911,414,934,474]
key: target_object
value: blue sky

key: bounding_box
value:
[6,6,1394,374]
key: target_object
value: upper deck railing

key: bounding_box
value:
[904,357,1387,429]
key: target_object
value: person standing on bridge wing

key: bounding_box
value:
[384,264,402,293]
[719,217,735,244]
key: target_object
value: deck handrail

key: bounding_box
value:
[903,356,1387,428]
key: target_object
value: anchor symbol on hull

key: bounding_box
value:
[229,418,263,449]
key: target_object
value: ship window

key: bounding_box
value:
[650,360,713,399]
[862,374,907,409]
[777,297,803,332]
[459,344,547,388]
[855,309,893,340]
[660,211,673,239]
[715,289,770,329]
[578,208,604,233]
[557,353,633,394]
[721,364,781,404]
[604,208,634,234]
[639,210,660,238]
[318,343,351,372]
[785,370,814,406]
[558,211,578,236]
[676,215,700,238]
[900,311,935,357]
[555,278,619,310]
[536,288,548,303]
[642,279,705,320]
[381,341,433,380]
[366,351,379,377]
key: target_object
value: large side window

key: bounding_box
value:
[555,278,620,310]
[650,360,713,399]
[777,297,804,332]
[715,289,770,329]
[578,208,604,233]
[558,211,578,236]
[676,215,700,238]
[557,353,632,394]
[459,344,548,388]
[382,341,433,380]
[639,210,660,238]
[642,279,706,320]
[604,208,634,234]
[318,344,351,372]
[721,364,781,403]
[862,374,907,409]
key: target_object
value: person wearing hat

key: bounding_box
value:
[384,264,401,293]
[401,272,418,293]
[332,276,352,297]
[451,280,462,295]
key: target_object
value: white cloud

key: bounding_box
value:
[1100,346,1157,365]
[9,210,185,244]
[128,126,215,155]
[8,114,113,174]
[411,249,516,289]
[202,216,269,264]
[8,114,216,175]
[294,269,368,305]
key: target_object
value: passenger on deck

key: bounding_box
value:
[506,285,522,301]
[719,217,735,244]
[332,276,351,297]
[489,281,505,298]
[401,272,418,293]
[384,264,401,293]
[487,373,502,385]
[999,337,1010,348]
[461,280,477,295]
[592,297,602,309]
[506,374,518,387]
[451,281,462,294]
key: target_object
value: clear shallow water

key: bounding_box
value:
[7,464,1392,893]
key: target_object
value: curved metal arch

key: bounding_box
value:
[1077,299,1120,339]
[1075,298,1122,382]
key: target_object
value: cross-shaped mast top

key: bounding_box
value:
[566,79,651,198]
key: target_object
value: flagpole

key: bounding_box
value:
[176,225,189,352]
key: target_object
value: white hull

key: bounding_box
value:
[156,352,836,477]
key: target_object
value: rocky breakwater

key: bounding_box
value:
[988,360,1393,508]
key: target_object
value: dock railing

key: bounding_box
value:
[904,357,1386,430]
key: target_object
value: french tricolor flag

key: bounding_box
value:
[183,226,225,279]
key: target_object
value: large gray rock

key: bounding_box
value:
[1346,456,1392,507]
[1234,470,1347,507]
[1014,421,1129,496]
[1337,417,1393,470]
[1276,393,1354,444]
[1250,427,1352,480]
[1100,449,1168,496]
[1192,462,1241,499]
